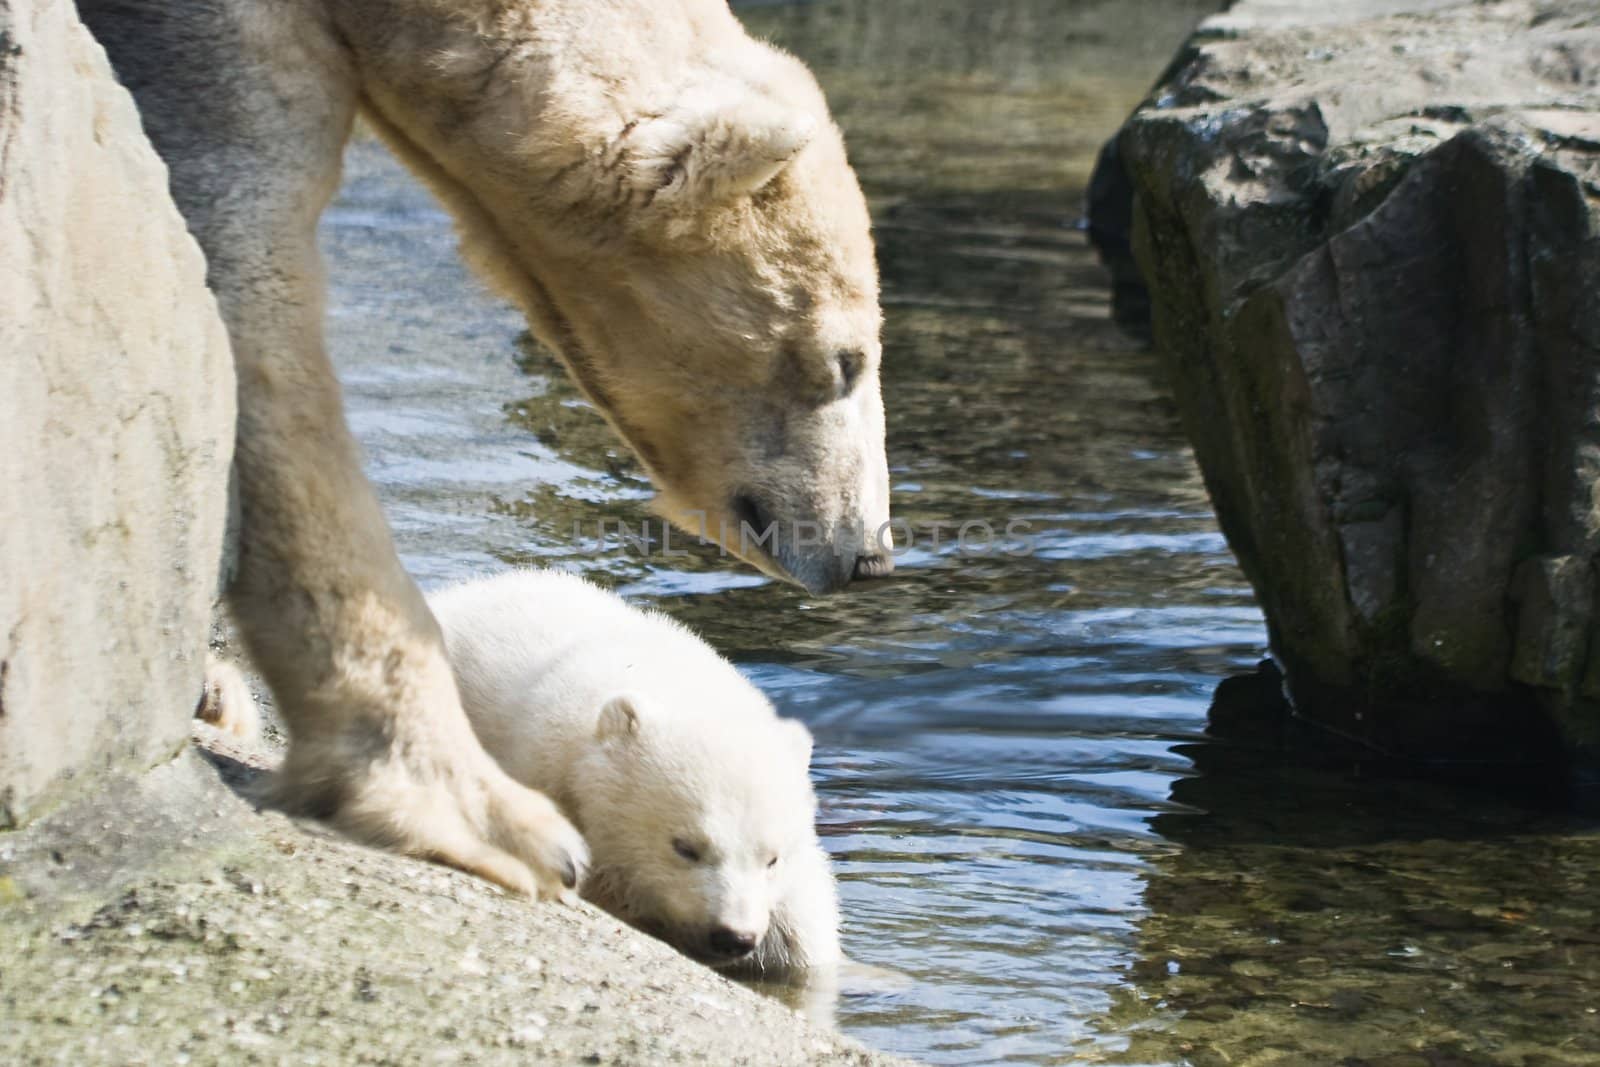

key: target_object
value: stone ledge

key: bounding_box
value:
[0,735,908,1066]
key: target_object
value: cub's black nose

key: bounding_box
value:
[708,926,759,959]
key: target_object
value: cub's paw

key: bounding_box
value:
[196,656,260,740]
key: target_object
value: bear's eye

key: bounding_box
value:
[673,838,702,863]
[766,855,779,870]
[835,348,866,398]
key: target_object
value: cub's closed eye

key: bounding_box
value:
[836,348,865,396]
[767,855,780,869]
[673,838,701,863]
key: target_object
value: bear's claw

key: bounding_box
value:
[266,658,590,903]
[324,759,588,902]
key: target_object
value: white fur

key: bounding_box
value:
[82,0,886,900]
[197,656,260,740]
[430,570,842,974]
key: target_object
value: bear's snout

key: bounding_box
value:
[707,925,760,960]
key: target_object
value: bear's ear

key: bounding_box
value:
[597,695,644,744]
[621,88,816,209]
[776,718,814,769]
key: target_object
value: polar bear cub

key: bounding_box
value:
[428,570,841,973]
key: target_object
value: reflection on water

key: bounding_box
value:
[320,1,1600,1063]
[1110,744,1600,1067]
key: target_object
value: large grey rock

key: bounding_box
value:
[0,0,235,827]
[1091,0,1600,776]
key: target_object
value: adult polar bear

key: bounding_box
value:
[82,0,893,899]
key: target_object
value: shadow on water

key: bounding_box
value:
[1110,736,1600,1067]
[316,1,1600,1063]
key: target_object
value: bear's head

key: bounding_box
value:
[571,689,824,968]
[582,70,895,598]
[351,3,893,593]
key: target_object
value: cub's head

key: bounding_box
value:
[572,690,822,967]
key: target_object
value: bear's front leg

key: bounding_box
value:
[73,0,585,901]
[225,322,587,898]
[210,206,584,901]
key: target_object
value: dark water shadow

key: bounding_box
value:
[1105,723,1600,1066]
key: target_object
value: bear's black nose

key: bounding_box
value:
[708,926,759,959]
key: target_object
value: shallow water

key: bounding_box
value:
[320,2,1600,1064]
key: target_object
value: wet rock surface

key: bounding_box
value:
[0,732,906,1066]
[1090,0,1600,781]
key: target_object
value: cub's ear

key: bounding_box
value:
[597,695,644,744]
[622,87,816,208]
[776,718,814,769]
